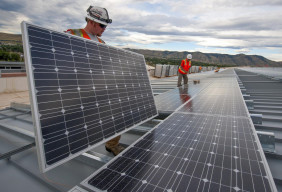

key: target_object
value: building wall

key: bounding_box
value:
[0,77,28,93]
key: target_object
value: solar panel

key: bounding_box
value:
[82,112,275,192]
[154,64,163,78]
[154,83,208,113]
[161,65,167,78]
[179,95,248,117]
[168,65,174,76]
[21,22,158,172]
[179,80,248,117]
[81,69,276,191]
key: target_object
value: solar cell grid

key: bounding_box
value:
[22,22,158,172]
[178,79,248,117]
[82,69,276,192]
[179,94,248,117]
[83,112,273,191]
[155,87,192,112]
[154,83,209,112]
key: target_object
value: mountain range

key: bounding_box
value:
[0,32,22,44]
[1,32,281,67]
[127,49,282,67]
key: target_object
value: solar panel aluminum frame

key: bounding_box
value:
[21,21,158,172]
[68,186,88,192]
[21,22,46,171]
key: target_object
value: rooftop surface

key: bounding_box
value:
[1,68,282,191]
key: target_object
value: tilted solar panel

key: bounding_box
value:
[21,22,158,172]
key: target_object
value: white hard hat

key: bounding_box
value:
[187,54,192,60]
[86,6,112,26]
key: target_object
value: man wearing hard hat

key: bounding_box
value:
[65,6,124,156]
[65,6,111,43]
[178,54,192,87]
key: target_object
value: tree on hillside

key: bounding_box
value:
[0,49,22,61]
[0,44,23,61]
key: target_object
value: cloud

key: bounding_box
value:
[0,9,31,33]
[202,0,282,7]
[235,48,251,54]
[1,0,282,61]
[0,0,91,33]
[268,53,282,62]
[0,0,24,11]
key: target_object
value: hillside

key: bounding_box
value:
[0,32,281,66]
[0,32,22,44]
[128,49,281,67]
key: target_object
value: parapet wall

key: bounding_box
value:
[0,77,29,93]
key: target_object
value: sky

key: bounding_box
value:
[1,0,282,61]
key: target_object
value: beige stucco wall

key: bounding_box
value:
[0,77,28,93]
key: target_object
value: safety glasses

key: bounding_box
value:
[99,23,107,29]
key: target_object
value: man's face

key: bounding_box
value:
[95,22,106,37]
[89,20,106,37]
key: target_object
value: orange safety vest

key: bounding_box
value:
[65,29,105,44]
[178,59,191,74]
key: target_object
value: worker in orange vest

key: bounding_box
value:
[65,6,124,156]
[178,54,192,87]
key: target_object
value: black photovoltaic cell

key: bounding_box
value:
[83,112,273,192]
[22,22,157,171]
